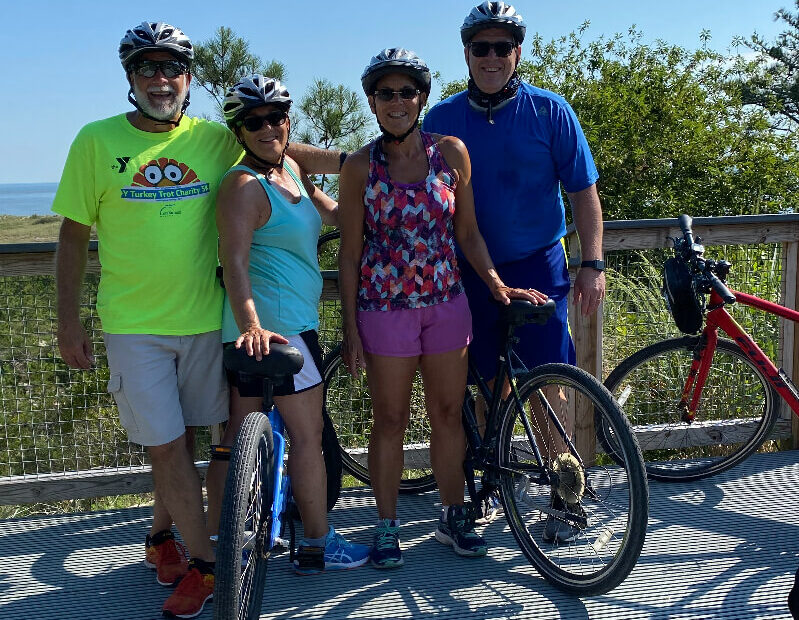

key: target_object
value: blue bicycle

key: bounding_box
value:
[213,343,341,619]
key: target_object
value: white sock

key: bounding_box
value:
[440,505,449,520]
[378,518,400,528]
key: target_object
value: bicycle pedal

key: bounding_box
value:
[293,545,324,572]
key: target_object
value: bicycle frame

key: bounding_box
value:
[681,289,799,418]
[461,334,575,499]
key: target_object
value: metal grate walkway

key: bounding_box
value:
[1,451,798,619]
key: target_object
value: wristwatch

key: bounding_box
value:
[581,260,605,272]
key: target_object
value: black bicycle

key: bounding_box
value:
[325,297,649,594]
[213,344,342,619]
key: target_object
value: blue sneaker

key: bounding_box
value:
[293,526,370,575]
[370,519,403,568]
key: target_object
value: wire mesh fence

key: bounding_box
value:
[602,243,785,380]
[0,229,794,491]
[0,276,345,482]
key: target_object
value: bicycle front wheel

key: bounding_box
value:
[322,345,436,493]
[603,336,778,482]
[497,364,648,595]
[214,411,274,620]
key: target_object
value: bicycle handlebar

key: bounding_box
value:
[675,214,736,305]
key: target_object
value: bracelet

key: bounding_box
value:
[339,151,348,171]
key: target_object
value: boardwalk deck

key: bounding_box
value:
[1,450,798,620]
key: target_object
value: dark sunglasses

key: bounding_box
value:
[468,41,516,58]
[132,60,188,78]
[373,86,420,102]
[238,110,289,132]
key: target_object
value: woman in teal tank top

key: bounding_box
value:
[206,75,371,574]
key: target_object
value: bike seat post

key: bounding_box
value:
[260,378,275,413]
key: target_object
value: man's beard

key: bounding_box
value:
[133,82,187,121]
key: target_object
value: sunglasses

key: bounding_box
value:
[373,86,420,102]
[132,60,188,78]
[468,41,516,58]
[238,110,289,132]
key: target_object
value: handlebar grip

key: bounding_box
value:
[678,214,693,244]
[709,273,736,304]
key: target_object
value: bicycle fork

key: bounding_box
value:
[680,329,719,422]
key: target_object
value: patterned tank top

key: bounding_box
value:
[358,131,463,311]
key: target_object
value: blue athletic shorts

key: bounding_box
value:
[458,240,576,381]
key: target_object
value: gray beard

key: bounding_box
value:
[133,83,186,121]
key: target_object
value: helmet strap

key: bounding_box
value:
[239,140,289,175]
[127,87,188,128]
[377,101,423,144]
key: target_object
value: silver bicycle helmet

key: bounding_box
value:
[360,48,431,96]
[460,2,526,45]
[222,75,292,128]
[119,22,194,69]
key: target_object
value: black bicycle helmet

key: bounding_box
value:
[662,257,704,334]
[119,22,194,70]
[222,75,292,128]
[460,1,526,45]
[360,48,431,96]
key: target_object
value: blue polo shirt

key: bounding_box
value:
[423,82,598,265]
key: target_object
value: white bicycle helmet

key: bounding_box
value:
[119,22,194,69]
[222,75,292,128]
[360,48,431,96]
[460,1,526,45]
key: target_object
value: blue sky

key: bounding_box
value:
[0,0,787,183]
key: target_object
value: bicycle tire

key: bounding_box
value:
[603,336,778,482]
[321,344,437,493]
[214,411,274,620]
[497,363,648,595]
[322,409,343,511]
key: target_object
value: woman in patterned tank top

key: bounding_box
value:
[338,49,547,568]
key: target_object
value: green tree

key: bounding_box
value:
[297,78,372,194]
[193,26,286,119]
[742,1,799,128]
[440,24,799,220]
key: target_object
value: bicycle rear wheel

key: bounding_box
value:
[497,364,648,595]
[214,412,274,620]
[322,344,437,493]
[603,336,778,482]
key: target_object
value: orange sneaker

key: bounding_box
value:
[144,530,189,586]
[162,563,214,619]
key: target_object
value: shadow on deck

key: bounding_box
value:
[1,451,798,620]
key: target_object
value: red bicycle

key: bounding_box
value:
[603,214,799,481]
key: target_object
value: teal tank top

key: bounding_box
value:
[222,163,322,341]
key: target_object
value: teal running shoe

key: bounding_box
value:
[370,519,403,568]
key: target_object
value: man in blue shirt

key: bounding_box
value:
[423,1,606,383]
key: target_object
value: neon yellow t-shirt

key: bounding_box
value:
[52,114,242,334]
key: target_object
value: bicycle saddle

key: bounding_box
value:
[223,343,304,379]
[498,299,556,326]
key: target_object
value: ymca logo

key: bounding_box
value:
[119,157,210,204]
[112,157,131,173]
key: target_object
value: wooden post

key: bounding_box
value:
[567,249,601,461]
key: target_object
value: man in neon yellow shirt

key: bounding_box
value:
[52,22,340,618]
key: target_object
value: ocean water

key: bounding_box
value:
[0,183,59,216]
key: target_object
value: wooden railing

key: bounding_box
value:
[2,213,798,504]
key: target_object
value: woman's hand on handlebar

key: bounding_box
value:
[235,327,289,361]
[490,282,549,306]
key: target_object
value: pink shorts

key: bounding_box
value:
[357,293,473,357]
